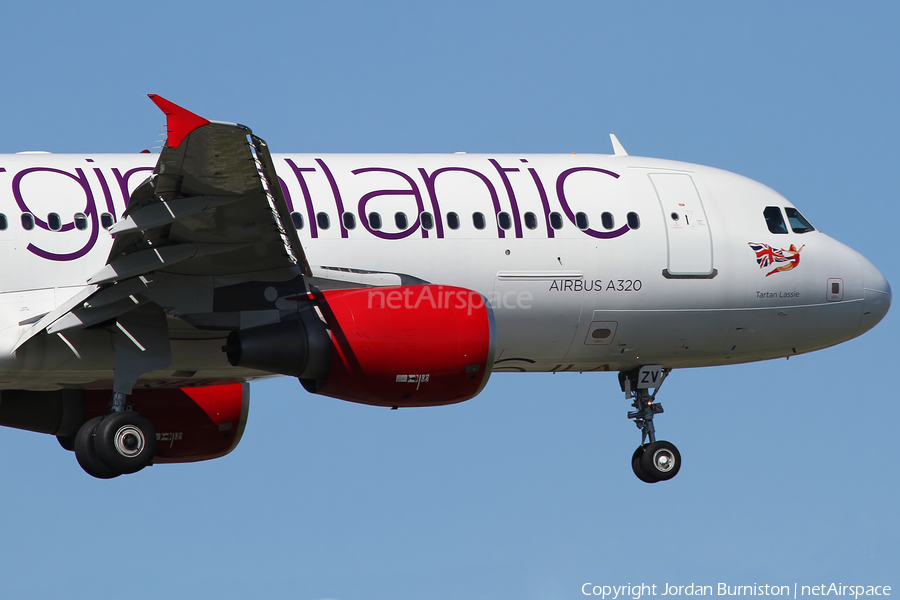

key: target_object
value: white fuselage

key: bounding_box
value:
[0,152,889,389]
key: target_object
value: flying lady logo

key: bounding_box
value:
[748,242,805,276]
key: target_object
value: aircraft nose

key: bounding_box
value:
[858,256,891,335]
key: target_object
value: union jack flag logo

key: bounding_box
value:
[748,242,805,277]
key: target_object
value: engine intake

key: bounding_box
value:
[307,285,496,407]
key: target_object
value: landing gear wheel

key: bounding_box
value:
[640,440,681,481]
[74,417,120,479]
[93,412,157,475]
[620,367,682,482]
[631,445,660,484]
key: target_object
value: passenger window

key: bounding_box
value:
[550,212,563,230]
[21,213,35,231]
[368,212,382,230]
[342,213,356,230]
[576,212,589,230]
[524,212,538,230]
[763,206,788,234]
[316,212,330,230]
[74,213,88,231]
[100,213,114,229]
[627,212,640,230]
[498,212,512,230]
[420,212,434,230]
[785,207,815,233]
[447,212,460,230]
[48,213,61,231]
[473,212,486,230]
[601,212,614,230]
[395,212,408,229]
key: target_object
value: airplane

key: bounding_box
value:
[0,95,889,482]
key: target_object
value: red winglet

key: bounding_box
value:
[148,94,211,149]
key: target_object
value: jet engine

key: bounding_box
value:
[226,284,496,407]
[85,384,248,463]
[0,383,249,464]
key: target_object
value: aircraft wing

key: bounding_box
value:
[16,96,311,350]
[107,94,310,280]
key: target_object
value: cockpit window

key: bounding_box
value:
[785,207,815,233]
[763,206,788,234]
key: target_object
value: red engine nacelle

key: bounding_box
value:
[304,285,496,407]
[85,383,249,463]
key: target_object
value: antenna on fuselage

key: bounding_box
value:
[609,134,628,156]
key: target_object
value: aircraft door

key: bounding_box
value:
[491,272,584,368]
[649,173,715,277]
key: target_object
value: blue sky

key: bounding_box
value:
[0,2,897,599]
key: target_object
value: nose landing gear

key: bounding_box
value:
[74,392,157,479]
[620,366,681,483]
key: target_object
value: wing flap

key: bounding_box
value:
[109,195,239,235]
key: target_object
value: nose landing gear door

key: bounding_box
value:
[649,173,716,278]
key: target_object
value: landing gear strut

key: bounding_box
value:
[73,392,157,479]
[620,366,681,483]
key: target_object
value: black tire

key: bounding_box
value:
[74,417,120,479]
[631,445,659,483]
[94,411,157,475]
[640,440,681,481]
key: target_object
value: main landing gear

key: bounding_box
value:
[74,392,157,479]
[620,366,681,484]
